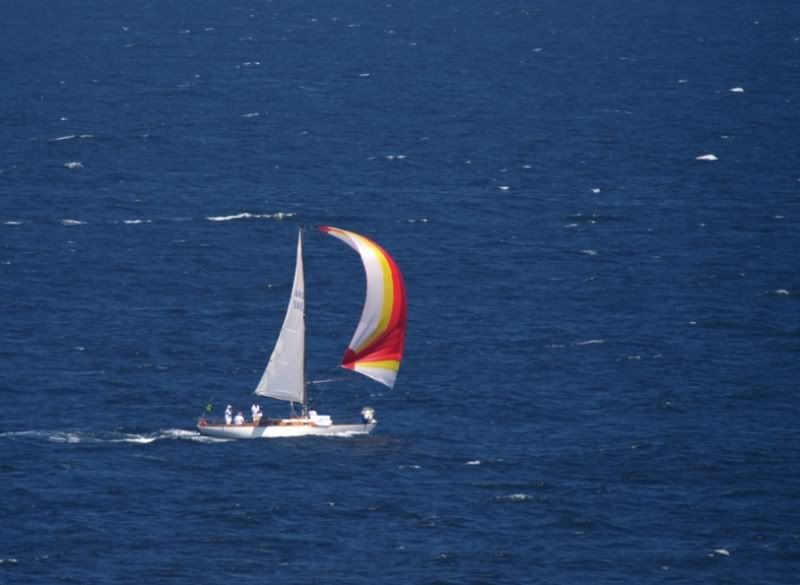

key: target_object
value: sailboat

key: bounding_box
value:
[196,226,407,439]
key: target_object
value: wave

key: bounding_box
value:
[206,212,295,222]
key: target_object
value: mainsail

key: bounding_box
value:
[320,226,407,388]
[254,231,306,403]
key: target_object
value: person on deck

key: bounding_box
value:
[251,403,262,425]
[234,411,245,425]
[225,405,233,425]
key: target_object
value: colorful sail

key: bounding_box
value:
[320,226,407,388]
[254,230,306,403]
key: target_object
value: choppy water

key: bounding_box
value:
[2,0,799,583]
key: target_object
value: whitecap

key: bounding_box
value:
[580,249,598,256]
[713,548,730,556]
[52,134,76,141]
[49,432,82,443]
[729,87,745,93]
[0,559,18,564]
[774,289,790,295]
[206,212,295,222]
[498,493,531,502]
[61,219,83,226]
[122,219,151,225]
[64,161,83,169]
[4,221,23,225]
[591,187,601,193]
[466,460,481,465]
[576,339,605,345]
[241,112,260,118]
[696,154,718,161]
[498,185,510,191]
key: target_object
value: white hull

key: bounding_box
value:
[197,419,377,439]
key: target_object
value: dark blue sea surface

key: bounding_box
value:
[2,0,799,583]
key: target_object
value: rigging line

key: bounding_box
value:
[307,368,348,410]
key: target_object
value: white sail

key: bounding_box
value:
[254,231,306,403]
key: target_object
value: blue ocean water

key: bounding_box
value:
[2,0,800,582]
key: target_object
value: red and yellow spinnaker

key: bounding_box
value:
[320,226,407,388]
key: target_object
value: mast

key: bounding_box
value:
[301,226,308,417]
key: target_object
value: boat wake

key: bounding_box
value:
[0,428,229,445]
